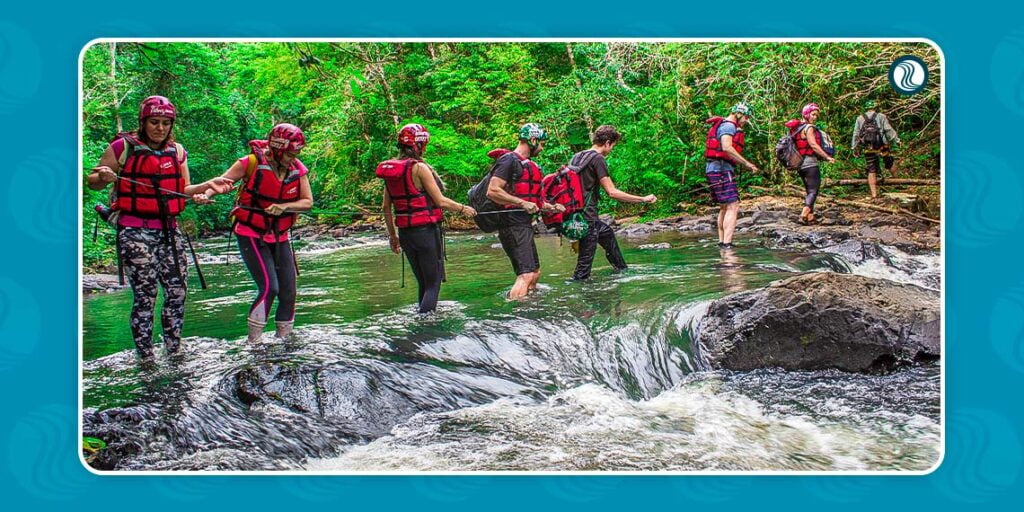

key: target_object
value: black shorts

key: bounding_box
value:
[497,223,539,275]
[865,151,894,174]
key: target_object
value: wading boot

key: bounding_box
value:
[247,317,266,343]
[275,320,294,339]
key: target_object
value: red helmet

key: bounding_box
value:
[267,123,306,154]
[397,123,430,149]
[139,96,176,124]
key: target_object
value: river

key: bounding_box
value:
[81,230,941,471]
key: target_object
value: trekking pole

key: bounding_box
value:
[181,229,208,290]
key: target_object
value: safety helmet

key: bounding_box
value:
[139,96,176,124]
[864,99,877,109]
[519,123,548,142]
[801,103,821,118]
[731,102,753,118]
[397,123,430,148]
[267,123,306,154]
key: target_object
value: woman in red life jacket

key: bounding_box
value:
[86,96,233,362]
[202,123,313,341]
[787,103,836,224]
[378,123,477,314]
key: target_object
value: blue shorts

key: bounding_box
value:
[706,162,739,204]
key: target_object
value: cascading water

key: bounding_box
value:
[82,230,940,471]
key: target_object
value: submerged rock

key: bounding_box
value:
[638,242,671,250]
[694,272,939,373]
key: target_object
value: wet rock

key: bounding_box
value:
[694,272,939,373]
[234,360,529,438]
[751,209,787,225]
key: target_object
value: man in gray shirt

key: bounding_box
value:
[852,100,902,199]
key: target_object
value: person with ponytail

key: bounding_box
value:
[202,123,313,341]
[377,123,477,313]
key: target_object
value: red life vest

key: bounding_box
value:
[111,134,186,218]
[509,155,544,210]
[232,140,303,235]
[376,158,443,228]
[485,149,544,210]
[704,117,744,163]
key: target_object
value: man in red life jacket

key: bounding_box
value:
[704,103,759,249]
[486,123,563,299]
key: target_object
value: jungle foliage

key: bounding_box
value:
[82,41,940,266]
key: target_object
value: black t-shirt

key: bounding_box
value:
[490,152,532,226]
[570,150,609,222]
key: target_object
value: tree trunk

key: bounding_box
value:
[566,43,594,134]
[110,42,122,133]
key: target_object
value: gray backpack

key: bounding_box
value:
[857,112,884,149]
[775,124,805,170]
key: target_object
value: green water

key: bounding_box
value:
[81,230,941,471]
[83,231,810,361]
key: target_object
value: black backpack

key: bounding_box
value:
[775,124,805,171]
[857,112,884,149]
[467,153,522,233]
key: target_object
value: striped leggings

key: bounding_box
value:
[237,235,297,323]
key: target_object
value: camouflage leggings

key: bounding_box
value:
[118,226,188,357]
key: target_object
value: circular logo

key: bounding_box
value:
[888,55,929,95]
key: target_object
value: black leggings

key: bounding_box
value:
[237,235,297,323]
[799,165,821,211]
[573,220,627,281]
[399,224,445,313]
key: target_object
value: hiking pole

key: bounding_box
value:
[181,229,208,290]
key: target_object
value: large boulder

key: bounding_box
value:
[694,272,940,373]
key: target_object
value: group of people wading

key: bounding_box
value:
[87,96,900,364]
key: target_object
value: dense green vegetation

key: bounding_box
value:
[82,41,940,267]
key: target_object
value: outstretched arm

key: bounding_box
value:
[599,177,656,204]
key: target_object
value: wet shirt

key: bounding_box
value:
[491,152,533,226]
[570,150,609,222]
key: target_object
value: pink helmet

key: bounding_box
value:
[267,123,306,154]
[801,103,820,118]
[139,95,176,124]
[398,123,430,148]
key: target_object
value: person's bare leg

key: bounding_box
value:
[722,201,740,244]
[868,171,879,199]
[527,269,541,292]
[717,206,726,243]
[509,273,533,300]
[799,206,812,224]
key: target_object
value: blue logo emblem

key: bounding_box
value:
[889,55,929,95]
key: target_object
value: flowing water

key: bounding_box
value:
[81,230,941,472]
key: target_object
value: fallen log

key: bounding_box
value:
[823,178,939,187]
[784,185,939,224]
